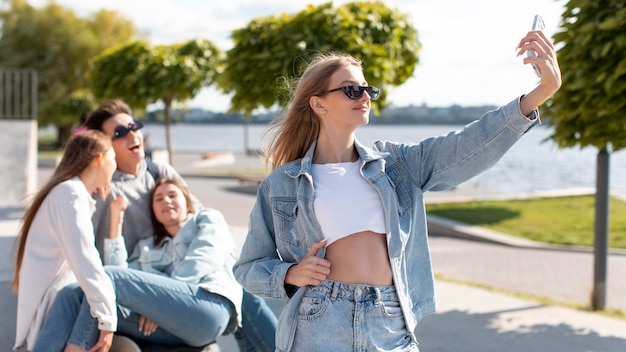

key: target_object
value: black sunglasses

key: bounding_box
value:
[315,85,381,101]
[112,121,144,140]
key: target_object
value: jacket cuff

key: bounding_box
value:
[503,96,541,133]
[516,95,541,124]
[98,316,117,332]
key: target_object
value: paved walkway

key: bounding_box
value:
[2,153,626,351]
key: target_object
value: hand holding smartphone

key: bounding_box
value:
[527,15,545,77]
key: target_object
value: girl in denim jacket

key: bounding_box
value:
[234,30,561,351]
[36,178,276,351]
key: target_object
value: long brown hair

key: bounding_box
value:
[150,177,195,246]
[12,130,112,291]
[264,52,363,170]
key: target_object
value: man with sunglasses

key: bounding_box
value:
[84,99,183,255]
[83,99,277,352]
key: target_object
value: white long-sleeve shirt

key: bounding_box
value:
[14,177,117,351]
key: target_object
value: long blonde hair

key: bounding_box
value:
[12,130,111,291]
[264,53,363,170]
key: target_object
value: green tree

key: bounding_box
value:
[0,0,136,146]
[543,0,626,310]
[89,39,223,165]
[218,1,420,116]
[57,88,96,130]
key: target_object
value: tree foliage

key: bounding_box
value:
[90,39,223,109]
[0,0,135,144]
[55,89,96,143]
[543,0,626,310]
[89,39,223,164]
[543,0,626,151]
[217,1,420,116]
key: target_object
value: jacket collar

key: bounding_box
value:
[284,139,388,178]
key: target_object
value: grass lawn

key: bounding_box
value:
[38,150,61,160]
[426,195,626,249]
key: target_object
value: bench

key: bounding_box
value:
[139,341,221,351]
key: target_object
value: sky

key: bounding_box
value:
[28,0,567,112]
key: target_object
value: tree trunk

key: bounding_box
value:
[243,119,250,155]
[57,125,73,148]
[592,146,610,310]
[164,103,174,166]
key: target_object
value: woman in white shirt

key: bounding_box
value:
[13,130,118,352]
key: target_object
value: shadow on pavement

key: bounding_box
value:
[0,206,24,221]
[3,286,625,352]
[0,237,17,282]
[223,184,259,196]
[1,281,19,351]
[416,307,626,351]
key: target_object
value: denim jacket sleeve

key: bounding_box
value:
[104,236,152,272]
[375,97,539,192]
[233,181,296,299]
[103,237,129,267]
[170,209,235,285]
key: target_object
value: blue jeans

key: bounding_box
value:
[32,284,94,352]
[34,267,234,351]
[235,291,277,352]
[34,268,277,352]
[290,280,418,352]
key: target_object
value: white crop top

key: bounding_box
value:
[311,159,386,246]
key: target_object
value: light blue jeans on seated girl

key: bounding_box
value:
[290,279,419,352]
[33,267,275,351]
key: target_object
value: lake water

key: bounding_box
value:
[142,123,626,198]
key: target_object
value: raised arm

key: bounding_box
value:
[517,30,562,115]
[103,195,129,266]
[109,195,127,240]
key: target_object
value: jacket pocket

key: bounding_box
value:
[297,286,330,320]
[138,246,175,274]
[272,198,303,246]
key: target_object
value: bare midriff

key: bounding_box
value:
[325,231,393,285]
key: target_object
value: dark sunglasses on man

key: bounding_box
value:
[112,121,144,141]
[315,85,381,101]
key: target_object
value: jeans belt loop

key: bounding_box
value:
[330,281,340,301]
[374,287,382,305]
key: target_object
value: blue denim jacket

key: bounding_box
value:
[105,208,243,333]
[233,97,538,351]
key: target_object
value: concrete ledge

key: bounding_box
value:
[427,214,626,256]
[0,120,37,206]
[425,188,597,205]
[427,214,543,247]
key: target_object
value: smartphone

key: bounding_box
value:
[527,15,545,77]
